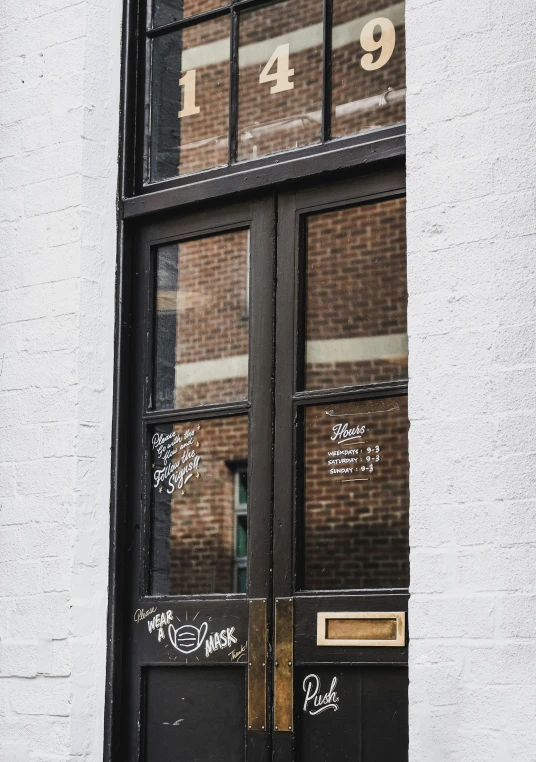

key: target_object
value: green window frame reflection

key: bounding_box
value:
[233,465,248,593]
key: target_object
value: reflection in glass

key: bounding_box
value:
[150,415,249,595]
[150,17,230,181]
[304,197,407,390]
[301,397,409,590]
[238,0,323,162]
[331,0,406,139]
[154,0,229,27]
[154,230,249,410]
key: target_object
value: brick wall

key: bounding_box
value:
[153,194,408,595]
[406,0,536,759]
[0,1,121,760]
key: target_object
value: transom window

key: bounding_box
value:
[146,0,406,183]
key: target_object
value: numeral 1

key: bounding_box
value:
[178,69,201,119]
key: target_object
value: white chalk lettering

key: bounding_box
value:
[303,674,340,715]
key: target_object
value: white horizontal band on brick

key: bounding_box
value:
[176,354,248,386]
[182,2,405,70]
[307,333,408,363]
[173,333,407,387]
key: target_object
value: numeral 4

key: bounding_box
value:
[259,42,295,94]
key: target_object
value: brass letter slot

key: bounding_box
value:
[248,599,267,731]
[317,612,406,647]
[274,598,294,732]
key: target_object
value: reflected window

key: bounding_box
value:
[238,0,323,162]
[154,229,249,410]
[150,415,249,596]
[304,197,407,390]
[150,16,230,181]
[233,466,248,593]
[331,0,406,139]
[301,397,409,590]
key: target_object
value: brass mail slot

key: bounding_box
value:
[317,612,406,647]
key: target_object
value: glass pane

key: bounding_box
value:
[237,566,247,594]
[238,0,323,162]
[150,17,230,182]
[154,229,249,410]
[154,0,229,27]
[150,415,249,595]
[304,197,407,390]
[331,0,406,139]
[235,515,247,557]
[301,397,409,590]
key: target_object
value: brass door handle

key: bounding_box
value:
[274,597,294,732]
[248,599,267,731]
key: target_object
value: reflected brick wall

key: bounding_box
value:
[332,0,406,138]
[154,230,249,409]
[303,398,409,590]
[153,195,408,594]
[153,416,248,595]
[305,197,407,388]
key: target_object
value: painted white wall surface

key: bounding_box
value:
[406,1,536,760]
[0,1,122,759]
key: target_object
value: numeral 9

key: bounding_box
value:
[360,17,396,71]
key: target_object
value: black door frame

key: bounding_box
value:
[107,4,407,759]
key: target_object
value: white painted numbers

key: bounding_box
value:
[177,18,396,119]
[259,43,295,94]
[360,17,396,71]
[178,68,201,118]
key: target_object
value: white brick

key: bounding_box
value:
[408,0,536,757]
[9,677,70,716]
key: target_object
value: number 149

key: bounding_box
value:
[178,17,396,119]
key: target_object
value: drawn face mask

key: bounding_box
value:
[168,622,208,654]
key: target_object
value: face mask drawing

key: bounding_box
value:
[168,622,208,654]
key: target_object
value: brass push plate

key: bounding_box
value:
[274,598,294,732]
[317,611,406,647]
[248,599,267,731]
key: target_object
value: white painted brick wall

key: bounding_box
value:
[407,0,536,760]
[0,0,121,759]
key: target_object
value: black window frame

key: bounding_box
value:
[121,0,406,206]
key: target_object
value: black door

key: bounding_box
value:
[123,196,275,762]
[119,169,408,761]
[273,167,408,761]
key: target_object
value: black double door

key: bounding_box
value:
[120,166,409,762]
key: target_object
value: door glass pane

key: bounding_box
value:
[331,0,406,139]
[301,396,409,590]
[154,0,229,27]
[150,16,230,182]
[154,229,249,410]
[150,415,249,595]
[238,0,323,162]
[304,197,407,390]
